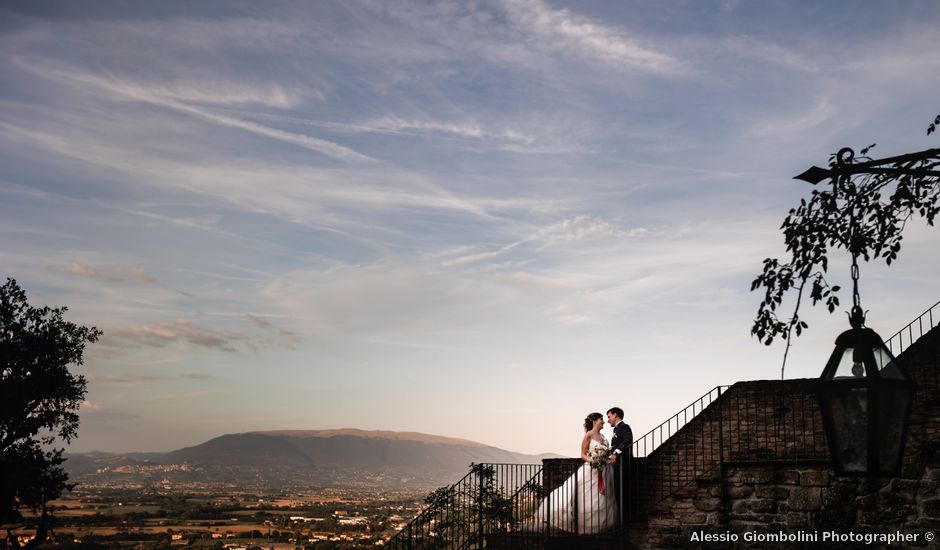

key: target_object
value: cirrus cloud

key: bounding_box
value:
[101,319,249,352]
[53,261,161,285]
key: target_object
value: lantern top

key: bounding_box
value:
[833,325,882,350]
[821,324,909,382]
[849,305,866,329]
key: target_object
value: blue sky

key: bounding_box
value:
[2,0,939,456]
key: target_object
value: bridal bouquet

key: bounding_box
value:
[589,447,612,471]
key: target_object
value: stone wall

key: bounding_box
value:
[629,324,940,549]
[630,379,830,517]
[634,461,940,549]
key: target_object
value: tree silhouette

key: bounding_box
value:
[1,278,101,549]
[751,116,940,378]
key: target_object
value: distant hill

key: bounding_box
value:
[65,429,563,490]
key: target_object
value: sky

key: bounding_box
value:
[2,0,940,457]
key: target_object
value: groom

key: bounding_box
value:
[607,407,633,526]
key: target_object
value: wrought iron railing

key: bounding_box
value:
[885,299,940,356]
[515,458,620,537]
[631,386,729,458]
[386,463,541,549]
[621,385,727,518]
[387,467,474,550]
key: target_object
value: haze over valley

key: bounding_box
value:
[65,429,560,491]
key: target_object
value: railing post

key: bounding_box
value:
[572,466,579,534]
[717,386,725,471]
[545,465,552,536]
[477,467,484,548]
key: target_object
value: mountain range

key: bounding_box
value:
[64,429,562,490]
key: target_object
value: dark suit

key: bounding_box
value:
[610,420,633,458]
[610,420,633,526]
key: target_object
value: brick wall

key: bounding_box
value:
[631,379,829,515]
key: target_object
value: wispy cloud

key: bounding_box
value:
[98,316,304,354]
[51,261,193,297]
[215,109,585,154]
[441,215,646,266]
[140,389,226,402]
[53,261,159,285]
[88,373,213,384]
[442,249,514,267]
[364,117,535,143]
[535,216,646,249]
[88,375,171,384]
[101,320,249,352]
[226,111,533,143]
[0,120,502,242]
[245,313,271,329]
[718,35,821,73]
[271,328,303,350]
[243,313,303,349]
[749,96,834,138]
[181,373,213,380]
[81,400,108,412]
[502,0,687,74]
[158,100,374,163]
[5,17,306,52]
[119,80,307,109]
[14,59,373,163]
[255,215,773,340]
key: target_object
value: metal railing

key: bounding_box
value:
[621,385,727,518]
[631,386,729,458]
[515,458,620,537]
[885,299,940,356]
[386,463,541,549]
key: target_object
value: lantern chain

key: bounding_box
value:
[836,148,865,328]
[851,257,860,310]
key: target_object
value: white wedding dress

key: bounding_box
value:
[523,437,618,534]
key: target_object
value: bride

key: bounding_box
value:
[523,413,618,534]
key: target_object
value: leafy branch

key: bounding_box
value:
[751,130,940,378]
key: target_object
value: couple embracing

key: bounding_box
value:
[524,407,633,534]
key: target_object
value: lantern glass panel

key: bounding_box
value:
[872,346,902,377]
[830,348,867,379]
[823,386,868,472]
[875,385,911,471]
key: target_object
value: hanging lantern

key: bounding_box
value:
[815,307,917,475]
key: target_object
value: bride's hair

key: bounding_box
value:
[583,412,603,432]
